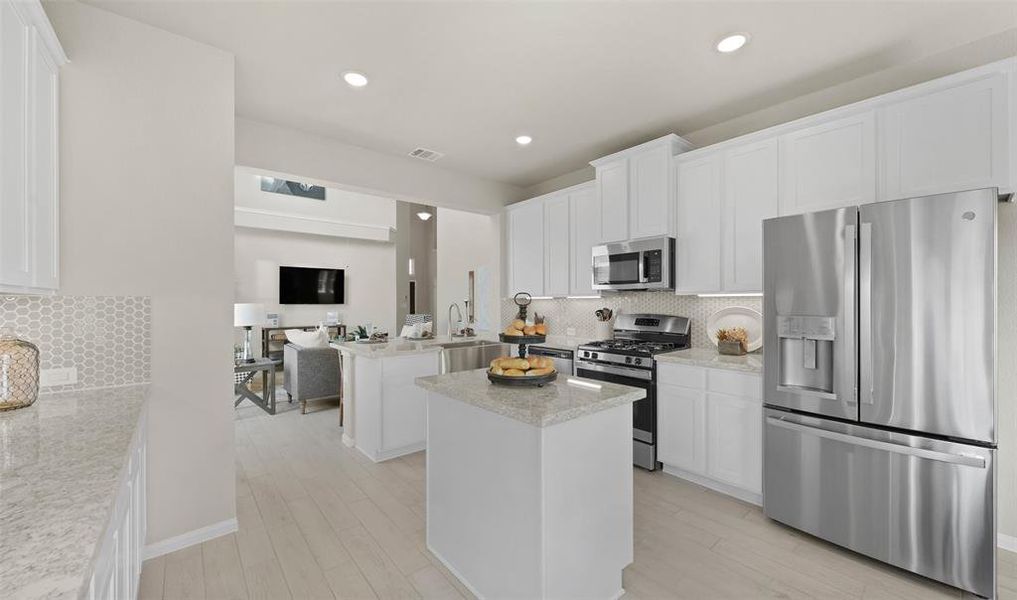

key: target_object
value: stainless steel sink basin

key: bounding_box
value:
[439,340,510,373]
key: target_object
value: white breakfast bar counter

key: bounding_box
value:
[415,368,645,600]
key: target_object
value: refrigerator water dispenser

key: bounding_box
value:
[777,316,836,396]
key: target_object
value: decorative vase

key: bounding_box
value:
[0,331,40,411]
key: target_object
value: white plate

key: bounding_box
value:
[706,306,763,352]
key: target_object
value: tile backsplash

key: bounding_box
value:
[0,296,151,392]
[501,292,762,348]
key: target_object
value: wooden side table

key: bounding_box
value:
[234,358,281,415]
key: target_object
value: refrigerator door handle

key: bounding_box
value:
[859,221,874,405]
[765,417,987,468]
[843,223,857,404]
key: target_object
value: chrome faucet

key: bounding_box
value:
[447,302,464,340]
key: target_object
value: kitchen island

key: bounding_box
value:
[416,368,645,599]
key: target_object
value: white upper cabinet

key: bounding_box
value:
[30,27,59,290]
[506,200,545,297]
[568,183,599,297]
[505,182,599,299]
[591,134,692,244]
[1,1,31,289]
[779,112,876,215]
[595,160,628,243]
[543,194,571,298]
[0,0,65,294]
[723,139,779,292]
[880,73,1009,201]
[629,143,672,239]
[674,153,722,294]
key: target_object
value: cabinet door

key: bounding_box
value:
[723,140,779,292]
[706,392,762,493]
[675,154,722,293]
[629,145,670,239]
[597,160,629,243]
[657,383,707,474]
[0,1,32,287]
[569,185,600,296]
[506,201,544,296]
[543,194,570,297]
[881,74,1008,200]
[30,28,58,290]
[780,112,876,214]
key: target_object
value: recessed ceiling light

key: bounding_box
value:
[416,211,432,221]
[515,135,533,146]
[342,71,369,87]
[716,33,749,53]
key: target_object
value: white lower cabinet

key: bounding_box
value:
[657,363,762,503]
[705,392,762,493]
[353,351,439,462]
[657,383,706,474]
[89,406,147,600]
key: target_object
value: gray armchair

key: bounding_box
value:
[283,343,341,415]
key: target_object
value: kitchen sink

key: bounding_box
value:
[438,339,509,373]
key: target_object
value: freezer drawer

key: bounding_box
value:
[764,409,995,598]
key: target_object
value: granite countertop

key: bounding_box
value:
[0,384,149,600]
[415,368,645,427]
[333,334,510,358]
[655,347,763,374]
[333,338,445,358]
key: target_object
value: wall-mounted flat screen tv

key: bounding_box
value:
[279,266,345,304]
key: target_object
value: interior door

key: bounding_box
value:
[762,206,857,420]
[859,188,996,443]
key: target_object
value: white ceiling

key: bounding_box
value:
[80,1,1016,188]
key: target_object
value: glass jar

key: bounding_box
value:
[0,331,40,411]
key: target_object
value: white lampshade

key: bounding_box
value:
[234,303,265,327]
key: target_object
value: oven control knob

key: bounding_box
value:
[592,353,599,360]
[625,356,632,364]
[582,351,589,358]
[634,358,642,365]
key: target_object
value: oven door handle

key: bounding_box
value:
[575,359,653,381]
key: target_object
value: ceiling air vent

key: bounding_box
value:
[408,147,444,162]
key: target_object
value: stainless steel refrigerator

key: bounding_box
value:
[762,188,997,598]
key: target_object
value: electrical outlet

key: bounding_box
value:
[40,366,78,387]
[566,327,577,336]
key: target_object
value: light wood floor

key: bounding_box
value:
[141,396,1017,599]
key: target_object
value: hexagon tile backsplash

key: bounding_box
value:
[0,296,151,392]
[500,292,763,348]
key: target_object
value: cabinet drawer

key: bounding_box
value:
[707,369,761,400]
[657,363,706,389]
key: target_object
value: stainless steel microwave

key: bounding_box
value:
[592,236,675,291]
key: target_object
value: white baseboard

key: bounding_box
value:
[661,465,762,506]
[358,441,427,463]
[143,518,238,561]
[999,533,1017,553]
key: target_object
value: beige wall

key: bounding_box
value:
[46,1,236,545]
[236,117,525,215]
[998,202,1016,538]
[436,208,502,337]
[234,228,398,336]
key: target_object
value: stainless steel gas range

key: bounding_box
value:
[575,313,690,470]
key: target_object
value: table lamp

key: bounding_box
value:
[234,303,265,363]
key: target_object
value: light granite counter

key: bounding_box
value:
[655,347,763,374]
[332,338,444,358]
[0,384,149,600]
[332,335,506,358]
[415,368,645,427]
